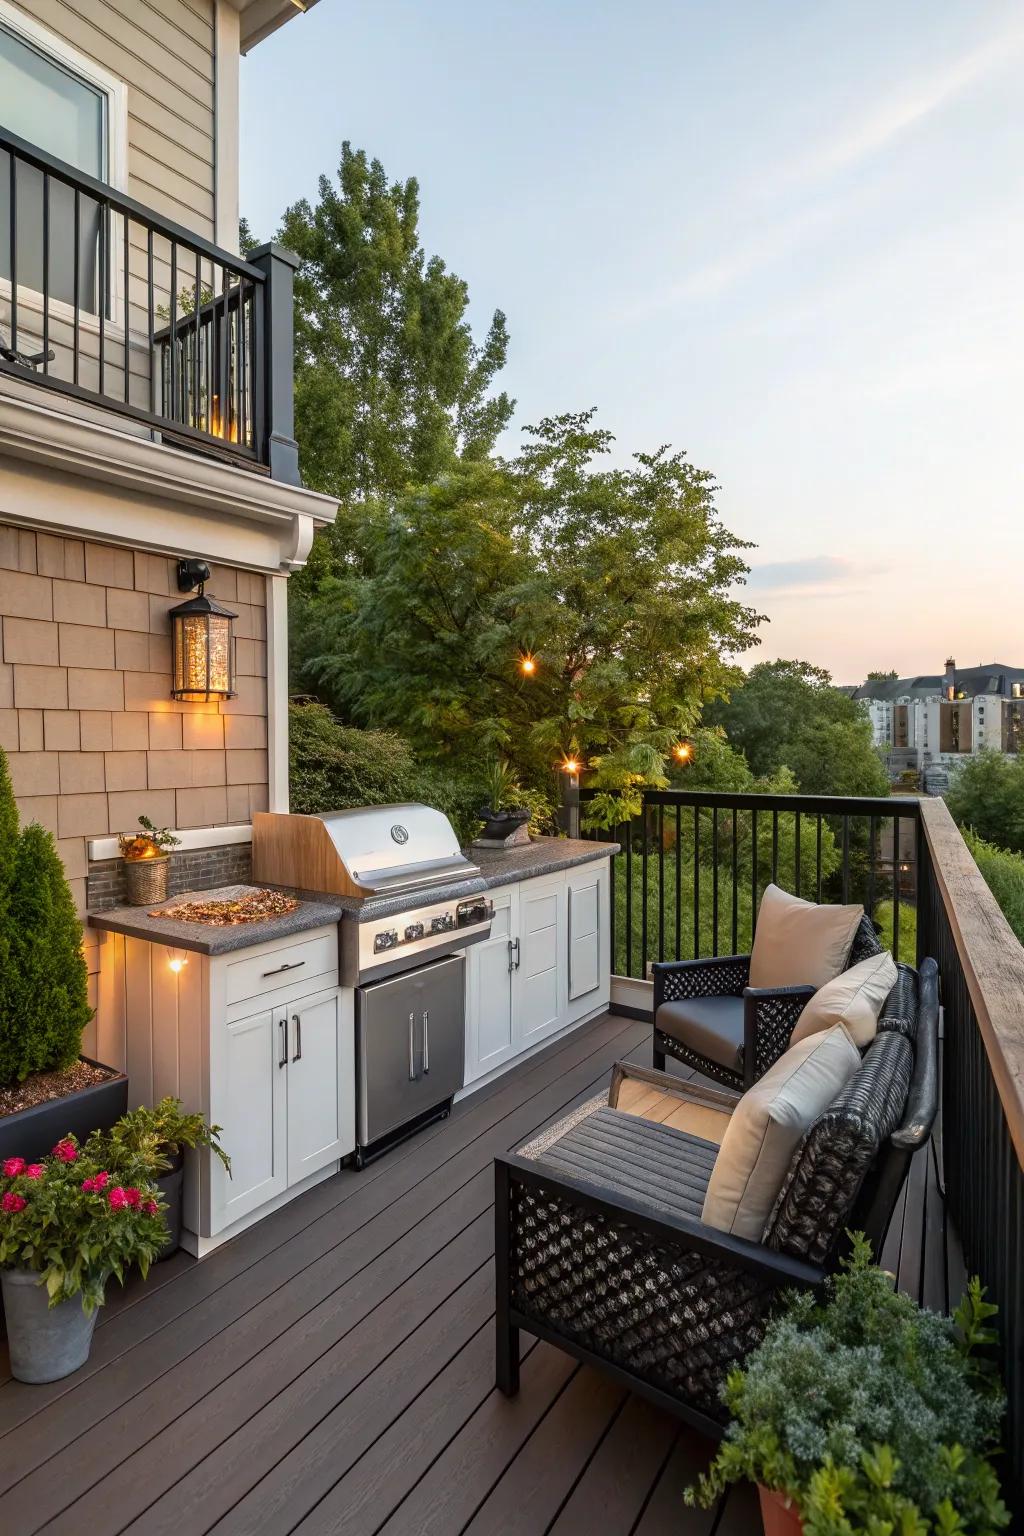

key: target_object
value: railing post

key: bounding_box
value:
[248,241,301,485]
[558,767,580,839]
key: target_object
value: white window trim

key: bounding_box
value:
[0,0,129,344]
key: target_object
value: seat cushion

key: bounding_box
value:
[655,995,746,1072]
[701,1024,861,1241]
[790,951,899,1048]
[535,1105,718,1219]
[748,883,864,991]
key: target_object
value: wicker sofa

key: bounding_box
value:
[652,913,887,1090]
[494,956,938,1436]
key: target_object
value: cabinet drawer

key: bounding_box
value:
[224,930,338,1008]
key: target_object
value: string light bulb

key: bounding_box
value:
[673,741,693,763]
[519,653,537,676]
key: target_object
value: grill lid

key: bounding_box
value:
[252,804,481,900]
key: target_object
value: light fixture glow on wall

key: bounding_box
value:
[170,559,237,702]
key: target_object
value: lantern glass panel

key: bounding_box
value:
[172,611,234,700]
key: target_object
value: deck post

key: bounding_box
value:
[248,241,301,485]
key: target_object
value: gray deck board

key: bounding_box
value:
[0,1011,946,1536]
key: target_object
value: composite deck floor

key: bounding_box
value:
[0,1011,953,1536]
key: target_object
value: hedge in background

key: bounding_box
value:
[962,828,1024,944]
[0,749,92,1086]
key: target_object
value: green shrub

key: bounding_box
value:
[961,828,1024,944]
[0,751,92,1087]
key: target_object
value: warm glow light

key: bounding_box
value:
[519,654,536,676]
[170,589,237,701]
[673,742,692,762]
[561,757,580,775]
[167,954,187,974]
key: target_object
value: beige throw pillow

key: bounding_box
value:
[790,951,898,1049]
[701,1024,861,1241]
[748,883,863,990]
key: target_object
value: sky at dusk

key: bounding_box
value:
[240,0,1024,685]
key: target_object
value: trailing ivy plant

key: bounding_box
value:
[686,1235,1010,1534]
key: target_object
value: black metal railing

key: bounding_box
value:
[0,127,299,482]
[577,788,920,978]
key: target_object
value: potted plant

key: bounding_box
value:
[477,760,531,843]
[0,1136,165,1382]
[117,815,181,906]
[686,1235,1010,1535]
[0,751,127,1165]
[87,1098,230,1258]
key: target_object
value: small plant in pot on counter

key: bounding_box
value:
[0,1137,165,1382]
[118,815,181,906]
[477,760,531,843]
[685,1235,1010,1535]
[0,748,127,1164]
[87,1098,230,1259]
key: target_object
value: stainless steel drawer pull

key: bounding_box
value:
[292,1013,302,1062]
[262,960,306,978]
[422,1009,430,1075]
[408,1010,416,1081]
[278,1018,287,1068]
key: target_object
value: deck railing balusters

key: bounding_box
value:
[711,806,719,956]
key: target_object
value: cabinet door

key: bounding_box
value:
[287,988,354,1185]
[465,890,516,1084]
[567,863,610,1022]
[210,1006,287,1234]
[515,876,566,1046]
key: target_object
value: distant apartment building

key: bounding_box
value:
[847,658,1024,792]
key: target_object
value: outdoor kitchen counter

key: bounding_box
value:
[471,835,619,890]
[88,888,348,956]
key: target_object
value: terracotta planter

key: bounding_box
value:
[758,1485,804,1536]
[123,855,169,906]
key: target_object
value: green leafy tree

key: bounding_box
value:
[961,828,1024,943]
[946,750,1024,854]
[276,143,513,523]
[293,414,760,819]
[706,659,889,797]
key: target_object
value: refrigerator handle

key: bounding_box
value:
[422,1009,430,1075]
[408,1010,417,1081]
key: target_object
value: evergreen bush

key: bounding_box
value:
[0,749,92,1088]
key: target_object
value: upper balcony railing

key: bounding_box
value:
[576,784,1024,1508]
[0,127,299,483]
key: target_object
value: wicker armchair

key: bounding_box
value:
[651,913,884,1090]
[495,957,938,1437]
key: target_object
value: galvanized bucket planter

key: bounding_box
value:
[1,1268,99,1383]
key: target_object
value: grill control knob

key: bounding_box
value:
[404,922,425,942]
[373,929,399,953]
[430,913,455,934]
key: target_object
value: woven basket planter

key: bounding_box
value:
[758,1485,804,1535]
[123,855,170,906]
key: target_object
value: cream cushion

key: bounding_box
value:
[748,883,863,990]
[790,951,898,1049]
[701,1024,861,1240]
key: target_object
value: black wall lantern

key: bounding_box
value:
[170,559,237,701]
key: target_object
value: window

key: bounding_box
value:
[0,5,125,317]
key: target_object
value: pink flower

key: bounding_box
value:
[143,1199,159,1216]
[24,1165,44,1180]
[123,1187,142,1209]
[2,1157,25,1177]
[107,1186,129,1209]
[1,1192,26,1214]
[52,1139,78,1163]
[93,1171,110,1189]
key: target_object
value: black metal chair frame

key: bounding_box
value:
[651,916,884,1091]
[495,959,939,1439]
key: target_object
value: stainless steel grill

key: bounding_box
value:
[252,804,493,1167]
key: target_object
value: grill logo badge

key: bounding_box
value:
[391,824,409,845]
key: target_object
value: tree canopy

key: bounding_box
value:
[278,144,513,522]
[704,659,889,797]
[946,750,1024,854]
[292,412,760,820]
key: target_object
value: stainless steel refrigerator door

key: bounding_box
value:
[356,954,465,1146]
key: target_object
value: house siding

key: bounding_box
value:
[8,0,217,239]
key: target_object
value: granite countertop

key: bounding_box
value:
[88,839,619,948]
[88,886,348,956]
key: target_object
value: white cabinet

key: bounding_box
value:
[97,921,355,1256]
[463,858,611,1088]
